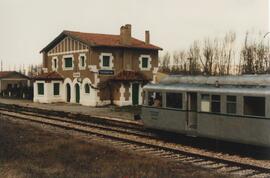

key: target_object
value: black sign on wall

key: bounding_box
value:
[99,70,114,75]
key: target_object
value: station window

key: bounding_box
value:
[84,84,90,94]
[142,57,149,68]
[227,96,237,114]
[80,55,85,68]
[53,83,60,96]
[244,96,265,117]
[166,93,182,109]
[37,83,44,95]
[201,94,210,112]
[102,56,110,67]
[64,57,73,68]
[148,92,162,107]
[211,95,220,113]
[53,58,57,69]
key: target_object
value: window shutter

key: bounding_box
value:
[142,57,148,68]
[103,56,110,67]
[65,58,73,68]
[38,83,44,95]
[53,83,60,95]
[85,84,90,93]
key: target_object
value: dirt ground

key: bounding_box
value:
[0,117,228,178]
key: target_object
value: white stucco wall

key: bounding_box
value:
[33,80,64,103]
[80,78,98,106]
[34,78,143,107]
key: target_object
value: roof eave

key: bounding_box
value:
[40,31,92,53]
[35,78,64,81]
[92,45,162,51]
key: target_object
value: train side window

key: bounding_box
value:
[211,95,220,113]
[148,92,162,107]
[227,96,237,114]
[244,96,265,117]
[166,93,182,109]
[201,94,210,112]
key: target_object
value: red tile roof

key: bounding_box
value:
[34,71,63,80]
[112,70,150,81]
[41,30,162,52]
[0,71,29,79]
[0,71,13,78]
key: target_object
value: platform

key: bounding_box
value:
[0,98,141,124]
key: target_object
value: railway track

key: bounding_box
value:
[0,108,270,177]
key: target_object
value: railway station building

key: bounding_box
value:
[33,24,162,106]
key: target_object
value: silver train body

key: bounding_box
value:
[142,75,270,147]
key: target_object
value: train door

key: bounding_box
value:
[75,83,80,103]
[187,92,198,134]
[132,83,139,105]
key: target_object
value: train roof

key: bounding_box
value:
[159,75,270,86]
[144,75,270,95]
[144,83,270,95]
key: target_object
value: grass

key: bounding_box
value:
[0,118,230,178]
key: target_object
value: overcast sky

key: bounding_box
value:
[0,0,268,70]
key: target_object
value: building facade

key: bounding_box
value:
[34,24,162,106]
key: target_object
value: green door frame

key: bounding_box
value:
[75,84,80,103]
[132,83,139,105]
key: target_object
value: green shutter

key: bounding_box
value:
[142,57,148,68]
[85,84,90,93]
[38,83,44,95]
[53,83,60,95]
[65,58,73,68]
[103,56,110,67]
[81,57,85,67]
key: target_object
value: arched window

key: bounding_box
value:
[84,84,90,94]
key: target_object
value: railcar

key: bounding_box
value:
[141,75,270,147]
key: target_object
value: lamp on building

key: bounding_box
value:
[76,77,82,83]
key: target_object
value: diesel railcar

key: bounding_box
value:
[142,75,270,147]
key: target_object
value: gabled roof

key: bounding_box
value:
[0,71,29,79]
[34,71,63,81]
[40,30,162,53]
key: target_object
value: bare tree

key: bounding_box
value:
[200,38,215,75]
[171,51,180,73]
[187,41,201,75]
[215,32,236,75]
[240,32,270,74]
[159,52,171,73]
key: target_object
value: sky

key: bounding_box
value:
[0,0,268,70]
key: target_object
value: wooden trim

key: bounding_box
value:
[48,49,88,56]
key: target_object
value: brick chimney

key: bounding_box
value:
[145,30,150,44]
[120,24,132,45]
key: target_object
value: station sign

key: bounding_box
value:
[99,70,114,75]
[73,72,80,78]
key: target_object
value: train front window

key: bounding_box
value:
[148,92,162,107]
[244,96,265,117]
[211,95,220,113]
[166,93,182,109]
[201,94,210,112]
[227,96,237,114]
